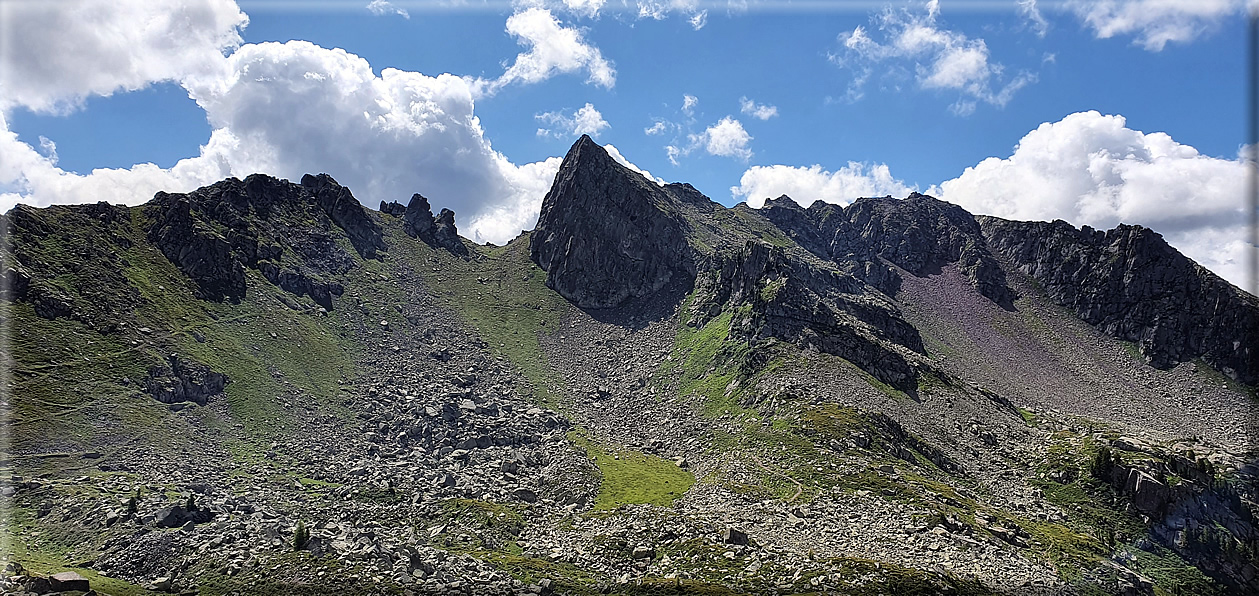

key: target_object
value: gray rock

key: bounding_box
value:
[722,527,749,545]
[531,135,695,308]
[48,571,89,592]
[980,216,1259,383]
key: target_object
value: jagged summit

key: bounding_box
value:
[3,136,1259,595]
[531,135,695,309]
[532,136,1257,384]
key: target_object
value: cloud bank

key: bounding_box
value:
[835,0,1035,115]
[0,0,631,244]
[935,110,1250,289]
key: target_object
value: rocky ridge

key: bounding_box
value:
[2,135,1257,595]
[979,216,1259,384]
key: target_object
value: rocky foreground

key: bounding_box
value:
[1,136,1257,595]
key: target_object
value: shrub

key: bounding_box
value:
[1090,446,1114,482]
[294,520,310,551]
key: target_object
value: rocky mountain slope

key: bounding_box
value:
[1,135,1256,596]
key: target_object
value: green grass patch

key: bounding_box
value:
[570,432,695,510]
[1017,408,1040,427]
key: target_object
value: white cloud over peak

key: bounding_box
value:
[732,163,913,208]
[692,116,752,161]
[366,0,410,19]
[1065,0,1244,51]
[477,7,615,97]
[1,31,564,245]
[604,143,665,185]
[739,97,778,120]
[0,0,247,114]
[536,103,610,138]
[935,110,1250,289]
[835,0,1035,114]
[562,0,607,19]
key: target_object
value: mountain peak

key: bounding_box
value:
[530,136,695,308]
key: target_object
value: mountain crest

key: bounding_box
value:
[530,135,694,308]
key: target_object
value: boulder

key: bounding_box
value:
[722,527,749,545]
[144,354,227,405]
[49,571,89,591]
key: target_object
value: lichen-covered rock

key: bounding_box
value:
[531,135,695,308]
[979,217,1259,383]
[144,354,228,405]
[759,193,1015,307]
[300,173,385,259]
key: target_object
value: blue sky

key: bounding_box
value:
[0,0,1254,290]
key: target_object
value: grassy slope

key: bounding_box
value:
[388,230,570,407]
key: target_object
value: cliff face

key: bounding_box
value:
[759,193,1015,307]
[530,135,696,309]
[979,217,1259,384]
[531,139,928,390]
[145,173,384,309]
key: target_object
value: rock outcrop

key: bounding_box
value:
[146,174,379,309]
[300,174,385,259]
[979,217,1259,383]
[531,135,695,308]
[144,354,228,405]
[147,194,247,302]
[758,193,1014,307]
[402,193,465,255]
[1,202,141,329]
[689,241,925,391]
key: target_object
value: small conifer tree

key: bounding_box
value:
[1090,446,1114,481]
[294,520,309,551]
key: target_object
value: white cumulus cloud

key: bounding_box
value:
[739,97,778,120]
[732,163,913,208]
[563,0,606,18]
[1065,0,1244,51]
[935,110,1251,289]
[0,0,247,114]
[1,34,565,245]
[536,102,610,138]
[692,116,752,161]
[366,0,409,19]
[0,1,640,245]
[834,0,1035,114]
[479,7,615,97]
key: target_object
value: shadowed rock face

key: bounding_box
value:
[979,217,1259,384]
[146,173,374,308]
[759,193,1014,307]
[400,193,466,256]
[531,135,695,308]
[692,241,925,391]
